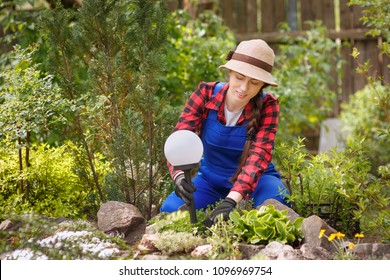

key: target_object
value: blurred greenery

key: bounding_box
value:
[0,1,388,247]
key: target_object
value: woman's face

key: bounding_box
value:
[227,70,264,110]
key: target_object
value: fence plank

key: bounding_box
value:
[246,0,258,33]
[221,0,235,30]
[261,0,286,33]
[339,0,364,29]
[353,40,368,92]
[235,0,247,34]
[300,0,334,29]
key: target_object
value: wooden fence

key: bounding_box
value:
[167,0,389,116]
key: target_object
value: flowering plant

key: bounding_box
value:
[319,229,365,259]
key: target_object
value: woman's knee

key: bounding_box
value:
[251,175,290,207]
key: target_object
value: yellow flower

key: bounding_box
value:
[336,232,345,240]
[348,243,355,249]
[328,233,336,241]
[355,233,364,239]
[319,229,326,239]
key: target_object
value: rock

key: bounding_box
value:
[124,221,147,244]
[239,244,266,259]
[0,219,18,231]
[145,223,159,234]
[137,234,159,253]
[350,243,390,260]
[276,244,303,260]
[300,243,332,260]
[141,254,169,260]
[258,199,301,223]
[259,241,284,259]
[301,215,337,253]
[191,244,213,258]
[97,201,146,244]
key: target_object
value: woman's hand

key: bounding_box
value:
[174,173,196,205]
[204,197,237,227]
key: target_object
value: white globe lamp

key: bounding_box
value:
[164,130,203,223]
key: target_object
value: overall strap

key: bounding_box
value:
[212,82,226,98]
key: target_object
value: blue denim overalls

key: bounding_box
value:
[161,84,289,212]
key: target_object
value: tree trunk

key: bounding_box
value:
[147,118,153,220]
[25,131,31,201]
[18,136,24,196]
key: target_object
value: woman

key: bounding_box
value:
[161,39,289,226]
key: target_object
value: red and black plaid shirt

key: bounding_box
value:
[168,81,279,199]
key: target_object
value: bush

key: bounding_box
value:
[274,138,390,237]
[160,10,236,103]
[339,82,390,174]
[273,21,342,144]
[0,141,111,219]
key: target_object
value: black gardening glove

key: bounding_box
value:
[174,173,196,205]
[204,197,237,228]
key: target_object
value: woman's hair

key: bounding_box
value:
[230,85,267,183]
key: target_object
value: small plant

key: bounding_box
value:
[206,217,242,260]
[0,213,131,260]
[318,229,365,260]
[152,230,204,256]
[149,210,208,234]
[229,205,304,245]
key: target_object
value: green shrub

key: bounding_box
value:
[339,82,390,174]
[161,10,236,103]
[273,21,342,144]
[0,141,111,219]
[274,138,390,237]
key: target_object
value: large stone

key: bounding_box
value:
[301,215,337,254]
[97,201,145,236]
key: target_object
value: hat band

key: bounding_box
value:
[227,51,273,73]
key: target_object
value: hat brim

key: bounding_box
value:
[220,60,278,87]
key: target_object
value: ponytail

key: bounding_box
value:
[230,86,266,183]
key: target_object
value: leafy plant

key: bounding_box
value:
[274,137,390,237]
[150,210,207,234]
[206,217,242,260]
[161,9,236,103]
[273,21,342,144]
[339,75,389,176]
[0,141,111,219]
[0,45,69,200]
[229,205,303,245]
[152,230,204,256]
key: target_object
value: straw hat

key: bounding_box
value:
[220,39,278,87]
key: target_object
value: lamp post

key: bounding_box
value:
[164,130,203,223]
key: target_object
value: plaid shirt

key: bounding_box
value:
[168,81,279,199]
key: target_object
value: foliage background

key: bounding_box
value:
[0,0,389,242]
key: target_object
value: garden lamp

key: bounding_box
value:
[164,130,203,223]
